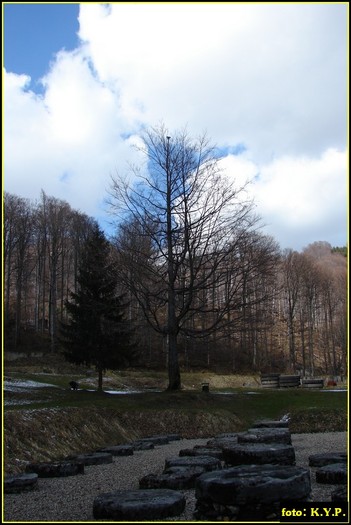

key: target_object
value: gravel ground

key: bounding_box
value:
[4,432,347,522]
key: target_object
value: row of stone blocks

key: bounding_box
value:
[93,421,346,521]
[5,423,347,521]
[4,434,180,493]
[136,422,302,521]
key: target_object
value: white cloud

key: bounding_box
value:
[218,148,347,250]
[258,149,346,223]
[252,149,347,249]
[4,2,347,249]
[77,3,346,160]
[4,52,144,217]
[219,154,258,192]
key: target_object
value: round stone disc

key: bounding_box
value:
[93,489,185,520]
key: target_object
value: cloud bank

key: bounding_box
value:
[4,3,347,249]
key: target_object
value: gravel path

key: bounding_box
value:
[4,432,347,522]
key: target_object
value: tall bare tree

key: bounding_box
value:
[303,243,347,377]
[4,192,20,326]
[236,232,280,369]
[4,193,34,346]
[108,124,262,390]
[36,192,74,351]
[281,249,306,372]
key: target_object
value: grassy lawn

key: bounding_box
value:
[4,369,347,428]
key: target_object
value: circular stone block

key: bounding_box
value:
[71,452,113,465]
[98,445,134,456]
[132,440,155,451]
[238,428,292,445]
[179,447,223,460]
[315,463,347,484]
[206,437,238,449]
[309,453,347,467]
[331,486,347,501]
[167,434,182,441]
[139,466,206,490]
[222,443,296,466]
[4,473,38,493]
[25,461,84,477]
[93,489,186,520]
[142,435,170,445]
[214,433,239,439]
[165,455,222,472]
[195,465,311,505]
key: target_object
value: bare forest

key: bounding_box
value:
[4,187,347,379]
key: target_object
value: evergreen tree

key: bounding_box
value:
[60,224,134,391]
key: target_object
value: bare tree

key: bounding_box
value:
[4,191,103,354]
[36,192,74,351]
[281,249,307,372]
[236,233,280,369]
[4,192,20,325]
[304,243,347,377]
[4,193,34,346]
[108,124,262,390]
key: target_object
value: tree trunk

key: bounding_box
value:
[165,135,181,391]
[49,265,57,352]
[14,276,22,348]
[166,283,181,390]
[288,314,296,372]
[5,246,12,325]
[300,313,306,376]
[98,366,103,392]
[167,331,181,390]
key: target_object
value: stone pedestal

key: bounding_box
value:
[195,465,311,521]
[93,489,185,520]
[222,443,296,466]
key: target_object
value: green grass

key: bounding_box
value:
[5,376,347,422]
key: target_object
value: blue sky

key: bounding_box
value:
[4,3,79,92]
[3,2,348,250]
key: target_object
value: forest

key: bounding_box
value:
[4,188,346,378]
[3,128,347,381]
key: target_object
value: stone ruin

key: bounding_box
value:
[4,425,348,520]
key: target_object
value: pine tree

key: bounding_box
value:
[60,224,134,391]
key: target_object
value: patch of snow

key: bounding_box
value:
[4,399,34,406]
[212,391,261,395]
[4,379,59,392]
[105,389,162,394]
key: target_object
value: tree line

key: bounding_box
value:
[4,125,347,388]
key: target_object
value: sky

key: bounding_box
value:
[3,2,348,251]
